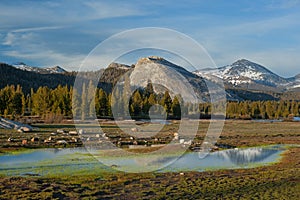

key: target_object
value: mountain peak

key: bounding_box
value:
[12,62,67,74]
[108,62,131,69]
[131,56,209,102]
[13,62,27,66]
[232,58,253,65]
[46,66,67,73]
[232,59,264,68]
[136,56,165,65]
[136,56,185,69]
[229,59,274,75]
[195,59,288,88]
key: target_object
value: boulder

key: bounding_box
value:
[69,131,77,135]
[20,126,32,132]
[57,140,67,144]
[131,127,139,132]
[57,129,65,134]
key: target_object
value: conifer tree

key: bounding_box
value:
[81,83,87,120]
[161,91,172,115]
[171,96,181,118]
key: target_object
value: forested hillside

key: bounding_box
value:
[0,63,76,94]
[1,82,300,122]
[1,59,300,122]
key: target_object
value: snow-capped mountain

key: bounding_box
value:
[12,62,67,74]
[286,74,300,90]
[3,57,300,101]
[195,59,288,87]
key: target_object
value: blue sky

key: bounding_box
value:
[1,0,300,77]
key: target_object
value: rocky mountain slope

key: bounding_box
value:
[129,56,211,102]
[194,59,300,93]
[12,62,67,74]
[1,57,300,101]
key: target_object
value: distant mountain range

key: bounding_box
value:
[194,59,300,92]
[1,57,300,101]
[12,62,67,74]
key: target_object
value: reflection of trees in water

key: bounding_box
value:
[216,147,279,165]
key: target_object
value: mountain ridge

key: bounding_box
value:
[2,57,300,101]
[12,62,67,74]
[194,59,297,91]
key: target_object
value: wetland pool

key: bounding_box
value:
[0,145,289,176]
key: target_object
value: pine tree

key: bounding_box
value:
[111,86,121,117]
[161,91,172,115]
[251,102,260,119]
[21,94,26,115]
[130,90,143,116]
[11,92,23,115]
[87,80,96,118]
[97,89,108,116]
[148,93,156,105]
[265,101,274,119]
[72,88,81,119]
[123,74,131,117]
[171,96,181,119]
[142,97,150,116]
[145,80,154,97]
[81,83,88,120]
[32,86,51,117]
[107,93,112,117]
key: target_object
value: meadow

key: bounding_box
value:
[0,120,299,199]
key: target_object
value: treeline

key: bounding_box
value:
[0,85,72,122]
[1,84,300,122]
[0,82,182,121]
[72,81,183,120]
[0,63,76,94]
[226,101,300,119]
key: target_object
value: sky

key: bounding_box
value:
[0,0,300,77]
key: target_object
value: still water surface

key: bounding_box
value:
[0,145,287,176]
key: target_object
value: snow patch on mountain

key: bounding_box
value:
[194,59,288,87]
[12,62,67,74]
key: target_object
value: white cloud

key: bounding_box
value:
[2,32,14,45]
[2,32,35,46]
[2,26,64,46]
[78,27,217,72]
[83,1,146,20]
[0,1,146,30]
[4,49,83,71]
[12,26,64,33]
[189,13,300,76]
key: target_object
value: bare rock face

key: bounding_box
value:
[129,56,210,103]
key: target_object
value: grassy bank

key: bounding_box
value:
[0,147,299,199]
[0,120,299,199]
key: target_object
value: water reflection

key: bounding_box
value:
[0,145,286,175]
[161,145,284,172]
[215,146,280,165]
